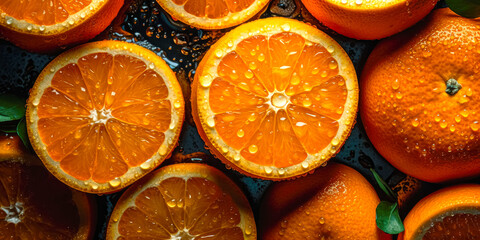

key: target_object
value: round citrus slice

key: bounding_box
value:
[0,133,95,239]
[106,163,256,240]
[192,17,358,180]
[157,0,270,30]
[26,40,185,193]
[0,0,123,52]
[399,184,480,240]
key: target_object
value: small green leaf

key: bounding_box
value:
[376,201,404,234]
[370,168,396,202]
[446,0,480,18]
[16,118,31,150]
[0,94,26,122]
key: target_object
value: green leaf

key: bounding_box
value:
[0,122,19,133]
[0,94,26,122]
[446,0,480,18]
[16,118,31,150]
[376,201,404,234]
[370,168,396,202]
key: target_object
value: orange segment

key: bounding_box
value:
[0,0,123,52]
[192,17,358,179]
[157,0,270,29]
[27,41,185,193]
[423,214,480,239]
[107,163,256,240]
[0,133,95,240]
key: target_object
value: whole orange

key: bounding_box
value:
[300,0,437,40]
[399,184,480,240]
[259,162,391,240]
[360,8,480,183]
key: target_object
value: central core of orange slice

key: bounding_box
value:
[1,202,24,224]
[270,92,289,109]
[89,108,113,124]
[171,230,195,240]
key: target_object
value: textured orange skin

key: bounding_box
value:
[259,163,392,240]
[0,0,123,53]
[300,0,437,40]
[360,8,480,183]
[398,184,480,240]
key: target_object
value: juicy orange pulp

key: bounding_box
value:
[108,163,256,240]
[171,0,254,18]
[0,0,91,25]
[423,213,480,239]
[35,52,171,183]
[210,33,347,167]
[0,161,82,238]
[117,177,246,238]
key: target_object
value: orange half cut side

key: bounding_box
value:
[157,0,270,29]
[26,40,185,193]
[192,17,358,180]
[106,163,257,240]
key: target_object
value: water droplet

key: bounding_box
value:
[6,18,13,25]
[290,74,300,85]
[233,154,241,162]
[248,144,258,154]
[148,63,155,69]
[109,178,121,187]
[281,23,291,31]
[215,49,223,58]
[245,70,254,79]
[174,100,182,109]
[301,161,309,169]
[264,166,273,174]
[331,138,340,146]
[328,60,338,69]
[249,62,257,70]
[327,45,335,53]
[434,114,441,122]
[74,129,82,139]
[278,168,285,175]
[258,53,265,62]
[159,145,168,155]
[423,51,432,58]
[319,217,325,224]
[392,79,400,90]
[455,115,461,123]
[449,124,455,132]
[355,0,362,5]
[237,129,245,138]
[245,225,253,235]
[207,117,215,127]
[90,183,98,190]
[412,118,419,127]
[167,200,176,208]
[440,120,448,128]
[471,121,479,131]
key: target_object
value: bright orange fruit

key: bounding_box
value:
[26,40,185,193]
[106,163,256,240]
[259,162,391,240]
[157,0,270,29]
[360,8,480,183]
[399,184,480,240]
[192,17,358,180]
[0,133,95,239]
[300,0,438,40]
[0,0,123,52]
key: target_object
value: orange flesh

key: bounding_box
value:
[0,0,91,25]
[423,213,480,239]
[171,0,255,18]
[210,32,346,167]
[36,53,171,183]
[117,177,244,239]
[0,161,80,238]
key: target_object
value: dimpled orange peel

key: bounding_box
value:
[192,17,359,180]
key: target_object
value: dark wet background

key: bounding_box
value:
[0,0,456,239]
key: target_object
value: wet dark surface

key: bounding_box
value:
[0,0,462,239]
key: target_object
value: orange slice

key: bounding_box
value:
[0,133,95,239]
[0,0,123,52]
[26,40,185,193]
[399,184,480,240]
[157,0,270,29]
[106,163,256,240]
[192,17,358,180]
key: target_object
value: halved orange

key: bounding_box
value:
[192,17,358,180]
[399,184,480,240]
[0,133,95,239]
[26,40,185,193]
[0,0,123,52]
[106,163,256,240]
[157,0,270,29]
